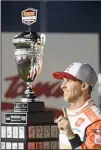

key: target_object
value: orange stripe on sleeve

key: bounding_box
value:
[84,108,100,122]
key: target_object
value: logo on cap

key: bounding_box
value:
[66,63,74,72]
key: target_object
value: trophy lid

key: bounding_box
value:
[12,8,46,50]
[13,30,40,42]
[12,31,46,52]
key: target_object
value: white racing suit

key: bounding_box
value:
[59,99,101,149]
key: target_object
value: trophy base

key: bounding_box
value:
[2,101,59,150]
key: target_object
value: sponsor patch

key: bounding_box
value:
[94,134,101,145]
[75,118,85,127]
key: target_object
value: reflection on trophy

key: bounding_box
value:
[12,8,46,102]
[1,8,59,150]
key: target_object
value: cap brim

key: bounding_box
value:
[52,72,78,81]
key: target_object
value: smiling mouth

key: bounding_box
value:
[64,92,68,96]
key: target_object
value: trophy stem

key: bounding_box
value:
[27,25,31,32]
[21,82,37,102]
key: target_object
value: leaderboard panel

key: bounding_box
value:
[1,124,59,150]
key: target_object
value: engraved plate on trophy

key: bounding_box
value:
[6,142,11,149]
[1,126,6,138]
[51,125,58,138]
[13,126,18,138]
[36,142,43,149]
[5,113,27,124]
[51,141,58,149]
[12,142,18,149]
[19,126,25,139]
[18,143,24,149]
[28,142,35,150]
[43,125,50,138]
[1,142,5,149]
[7,126,12,138]
[28,126,35,138]
[36,126,43,138]
[43,141,50,149]
[14,103,28,112]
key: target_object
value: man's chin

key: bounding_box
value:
[64,97,69,101]
[64,97,73,103]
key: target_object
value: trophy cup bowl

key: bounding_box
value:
[12,31,46,102]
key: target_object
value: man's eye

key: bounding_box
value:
[66,79,71,82]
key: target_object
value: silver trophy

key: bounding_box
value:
[12,8,46,102]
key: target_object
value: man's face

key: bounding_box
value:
[61,78,83,102]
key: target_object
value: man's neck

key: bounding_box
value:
[70,95,90,109]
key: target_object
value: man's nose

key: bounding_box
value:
[61,81,66,89]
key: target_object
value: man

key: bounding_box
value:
[52,62,101,149]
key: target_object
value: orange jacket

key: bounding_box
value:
[59,99,101,149]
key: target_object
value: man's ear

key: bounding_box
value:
[81,82,89,91]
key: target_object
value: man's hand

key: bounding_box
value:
[56,107,75,140]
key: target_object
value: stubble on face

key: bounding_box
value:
[62,80,83,103]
